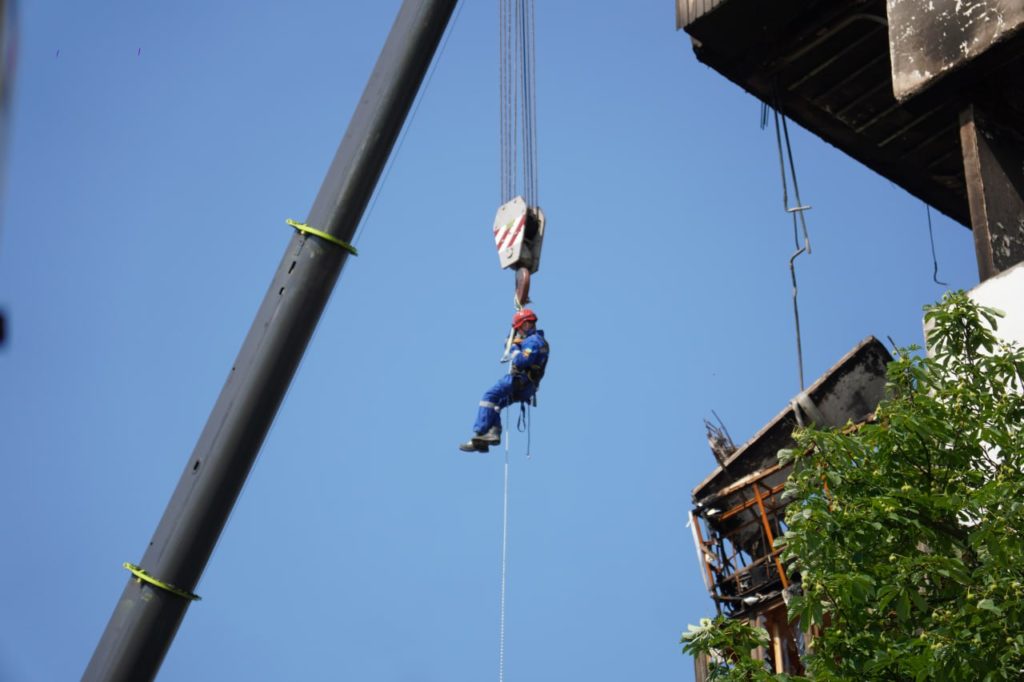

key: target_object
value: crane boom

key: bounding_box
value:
[83,2,458,679]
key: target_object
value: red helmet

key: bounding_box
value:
[512,309,537,330]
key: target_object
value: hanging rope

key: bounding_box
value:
[498,408,511,682]
[499,0,539,206]
[516,402,531,459]
[772,103,812,391]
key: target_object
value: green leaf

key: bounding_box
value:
[977,599,1002,615]
[908,589,928,613]
[896,591,911,621]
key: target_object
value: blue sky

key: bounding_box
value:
[0,2,980,681]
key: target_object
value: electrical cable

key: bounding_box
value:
[772,101,813,391]
[925,204,947,286]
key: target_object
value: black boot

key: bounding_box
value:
[458,438,489,453]
[476,426,502,446]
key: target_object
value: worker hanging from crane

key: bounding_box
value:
[459,308,549,452]
[458,0,548,454]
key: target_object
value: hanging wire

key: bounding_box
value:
[925,204,948,286]
[772,101,812,392]
[779,110,811,255]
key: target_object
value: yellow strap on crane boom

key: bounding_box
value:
[123,562,202,601]
[286,219,359,256]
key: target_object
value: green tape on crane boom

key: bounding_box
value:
[286,219,359,256]
[123,562,202,601]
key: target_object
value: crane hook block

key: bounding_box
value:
[492,196,545,275]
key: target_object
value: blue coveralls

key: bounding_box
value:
[473,329,549,435]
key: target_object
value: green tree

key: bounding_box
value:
[681,616,805,681]
[685,292,1024,681]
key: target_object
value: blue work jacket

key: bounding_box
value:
[510,329,549,385]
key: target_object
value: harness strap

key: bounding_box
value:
[515,402,532,458]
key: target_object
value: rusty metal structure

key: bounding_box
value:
[677,0,1024,282]
[689,338,891,676]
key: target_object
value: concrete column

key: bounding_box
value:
[959,104,1024,281]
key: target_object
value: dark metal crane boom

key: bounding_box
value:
[83,2,458,679]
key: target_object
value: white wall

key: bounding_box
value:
[969,261,1024,347]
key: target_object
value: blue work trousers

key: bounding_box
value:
[473,374,536,435]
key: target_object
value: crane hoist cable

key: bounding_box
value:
[496,0,542,313]
[500,0,538,206]
[495,3,540,681]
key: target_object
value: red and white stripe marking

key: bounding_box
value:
[493,214,526,252]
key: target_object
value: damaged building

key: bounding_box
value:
[678,0,1024,677]
[689,339,890,675]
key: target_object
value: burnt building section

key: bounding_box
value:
[677,0,1024,282]
[689,338,891,677]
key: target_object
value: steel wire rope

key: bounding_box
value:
[508,0,516,203]
[499,0,504,201]
[515,0,521,202]
[499,0,539,205]
[530,0,539,203]
[517,0,524,201]
[524,0,538,204]
[355,1,465,249]
[500,0,512,202]
[520,0,532,205]
[499,0,504,200]
[524,0,532,201]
